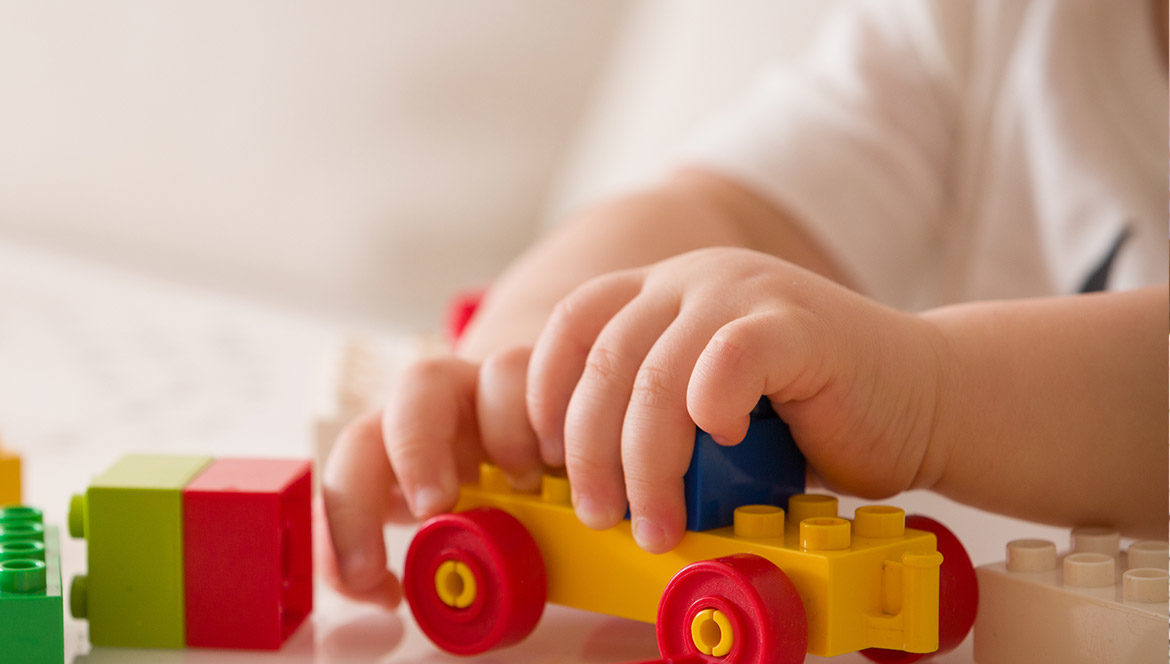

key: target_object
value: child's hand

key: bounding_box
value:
[320,347,544,606]
[527,247,948,554]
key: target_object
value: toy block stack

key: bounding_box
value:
[0,506,64,664]
[0,443,21,506]
[69,454,312,650]
[974,526,1169,663]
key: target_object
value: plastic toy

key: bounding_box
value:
[182,458,312,649]
[973,527,1168,663]
[69,454,211,648]
[684,399,804,531]
[0,444,21,507]
[404,411,977,663]
[69,453,313,650]
[446,288,485,345]
[0,505,64,664]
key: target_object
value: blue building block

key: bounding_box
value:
[683,399,805,531]
[0,506,64,664]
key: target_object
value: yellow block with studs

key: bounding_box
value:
[455,463,943,657]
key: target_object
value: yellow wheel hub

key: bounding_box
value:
[690,608,733,657]
[434,559,477,609]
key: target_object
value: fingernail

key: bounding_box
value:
[508,468,544,492]
[411,485,447,518]
[633,517,668,552]
[541,436,566,466]
[573,493,609,529]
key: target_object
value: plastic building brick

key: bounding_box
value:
[973,527,1169,663]
[406,462,978,663]
[69,453,315,651]
[0,444,21,507]
[182,458,313,649]
[446,288,485,345]
[0,506,64,664]
[685,399,805,531]
[68,454,213,648]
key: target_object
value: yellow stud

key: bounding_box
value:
[434,559,477,608]
[788,494,838,524]
[854,506,905,539]
[690,608,733,657]
[733,505,785,539]
[478,463,512,493]
[801,517,852,551]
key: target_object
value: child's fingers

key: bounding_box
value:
[476,346,542,490]
[527,271,643,466]
[322,410,405,599]
[621,312,720,553]
[563,294,678,530]
[314,495,402,609]
[383,357,479,520]
[687,310,823,440]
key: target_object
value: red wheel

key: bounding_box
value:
[862,515,978,663]
[404,507,546,654]
[656,554,806,664]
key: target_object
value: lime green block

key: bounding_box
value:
[70,454,212,648]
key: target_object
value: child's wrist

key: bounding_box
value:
[907,311,961,493]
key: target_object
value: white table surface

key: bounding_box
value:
[0,239,1073,663]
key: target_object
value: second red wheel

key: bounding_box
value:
[656,554,807,664]
[404,507,547,655]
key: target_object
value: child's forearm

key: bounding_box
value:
[921,285,1168,538]
[457,169,849,361]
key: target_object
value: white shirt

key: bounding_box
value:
[682,0,1166,310]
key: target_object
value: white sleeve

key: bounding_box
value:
[680,0,968,307]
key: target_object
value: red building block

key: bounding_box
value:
[182,458,312,649]
[446,288,485,346]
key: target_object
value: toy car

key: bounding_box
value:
[403,407,976,664]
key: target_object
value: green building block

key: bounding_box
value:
[69,454,212,648]
[0,506,64,664]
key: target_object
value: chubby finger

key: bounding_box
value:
[315,495,402,609]
[477,346,543,491]
[687,310,823,442]
[322,410,407,598]
[622,312,720,553]
[528,271,644,466]
[383,357,480,520]
[564,294,678,530]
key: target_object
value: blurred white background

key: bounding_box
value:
[0,0,841,330]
